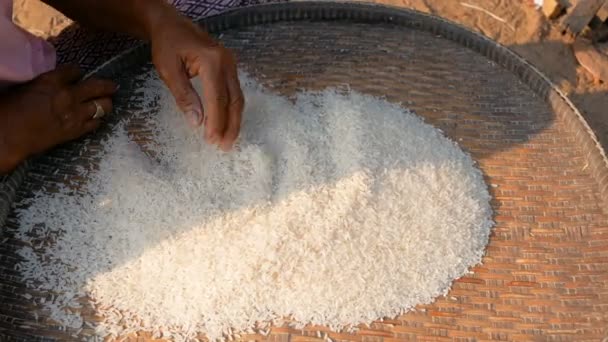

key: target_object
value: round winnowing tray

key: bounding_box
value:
[1,2,608,341]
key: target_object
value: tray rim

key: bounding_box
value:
[2,0,607,229]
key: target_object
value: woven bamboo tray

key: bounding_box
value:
[1,2,608,341]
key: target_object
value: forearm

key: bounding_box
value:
[42,0,182,40]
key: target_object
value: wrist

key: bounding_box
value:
[0,96,30,174]
[0,127,25,175]
[133,0,184,41]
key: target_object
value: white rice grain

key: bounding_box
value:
[16,72,493,341]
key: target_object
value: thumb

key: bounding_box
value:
[157,59,203,126]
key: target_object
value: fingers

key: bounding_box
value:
[153,34,243,149]
[220,69,244,151]
[64,117,102,140]
[74,98,113,122]
[58,97,111,141]
[81,119,102,134]
[72,78,117,102]
[16,67,115,158]
[200,66,228,145]
[157,58,204,126]
[49,73,115,129]
[47,64,83,85]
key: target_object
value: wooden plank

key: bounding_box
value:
[573,38,608,83]
[544,0,565,19]
[561,0,607,36]
[543,0,565,19]
[596,0,608,21]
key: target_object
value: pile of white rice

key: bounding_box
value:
[15,73,493,341]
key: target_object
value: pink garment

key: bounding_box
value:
[0,0,56,89]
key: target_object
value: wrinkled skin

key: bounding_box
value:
[0,65,115,173]
[0,0,243,174]
[151,14,244,151]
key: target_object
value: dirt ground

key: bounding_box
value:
[12,0,608,151]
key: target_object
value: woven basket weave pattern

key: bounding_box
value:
[1,3,607,341]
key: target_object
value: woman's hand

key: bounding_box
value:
[149,12,243,151]
[42,0,244,151]
[0,65,115,173]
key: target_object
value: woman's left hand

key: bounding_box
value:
[149,12,243,151]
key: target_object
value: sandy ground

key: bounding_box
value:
[12,0,608,151]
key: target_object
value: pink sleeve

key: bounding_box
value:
[0,0,56,89]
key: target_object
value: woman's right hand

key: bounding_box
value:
[0,65,116,173]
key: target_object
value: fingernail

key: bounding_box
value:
[207,132,219,144]
[220,141,232,152]
[186,110,202,126]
